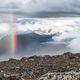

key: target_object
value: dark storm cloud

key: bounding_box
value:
[0,0,80,17]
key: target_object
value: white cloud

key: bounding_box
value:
[0,23,9,33]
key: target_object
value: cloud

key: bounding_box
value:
[68,38,80,53]
[0,0,80,17]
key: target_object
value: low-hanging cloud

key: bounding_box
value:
[68,38,80,53]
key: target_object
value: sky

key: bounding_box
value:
[0,0,80,60]
[0,0,80,17]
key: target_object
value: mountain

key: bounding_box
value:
[0,31,54,54]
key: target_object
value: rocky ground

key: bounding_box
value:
[0,52,80,80]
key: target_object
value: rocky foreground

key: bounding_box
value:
[0,52,80,80]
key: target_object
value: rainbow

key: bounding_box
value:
[11,29,17,54]
[10,17,17,55]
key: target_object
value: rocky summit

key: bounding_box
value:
[0,52,80,80]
